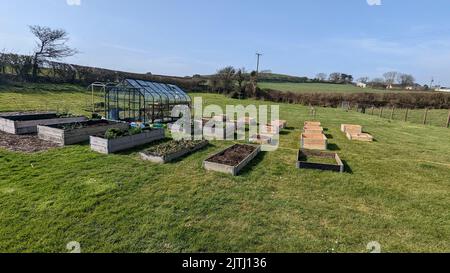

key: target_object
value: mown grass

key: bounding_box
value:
[258,82,407,94]
[0,86,450,253]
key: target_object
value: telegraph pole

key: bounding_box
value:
[256,52,262,75]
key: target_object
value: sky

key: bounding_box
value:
[1,0,450,85]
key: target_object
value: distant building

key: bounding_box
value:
[356,82,367,88]
[405,86,414,90]
[435,87,450,93]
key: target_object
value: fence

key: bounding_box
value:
[352,105,450,128]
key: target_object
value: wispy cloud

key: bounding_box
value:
[66,0,81,6]
[366,0,382,6]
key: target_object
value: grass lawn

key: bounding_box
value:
[258,82,408,94]
[0,86,450,253]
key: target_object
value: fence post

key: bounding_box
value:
[379,107,384,118]
[446,110,450,128]
[390,106,395,120]
[423,108,429,125]
[371,106,375,115]
[404,108,409,122]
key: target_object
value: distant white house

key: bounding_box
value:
[435,87,450,93]
[356,82,367,88]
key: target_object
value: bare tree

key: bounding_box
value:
[29,25,78,80]
[383,71,399,85]
[235,68,248,90]
[316,73,328,82]
[357,77,369,84]
[398,73,415,87]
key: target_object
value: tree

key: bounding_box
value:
[329,72,341,83]
[398,73,415,87]
[329,72,353,84]
[216,66,236,94]
[383,71,399,85]
[316,73,327,82]
[357,77,369,84]
[29,25,78,80]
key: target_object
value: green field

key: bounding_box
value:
[258,82,400,94]
[1,85,450,253]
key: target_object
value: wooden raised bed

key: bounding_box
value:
[203,144,261,176]
[140,140,209,164]
[0,111,87,135]
[296,149,344,173]
[90,128,165,154]
[249,134,272,145]
[272,120,287,129]
[235,117,257,126]
[346,132,374,142]
[304,121,321,127]
[38,120,129,146]
[300,133,328,150]
[303,125,324,134]
[341,124,362,134]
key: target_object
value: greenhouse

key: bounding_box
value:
[105,79,191,123]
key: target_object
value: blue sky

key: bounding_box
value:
[1,0,450,85]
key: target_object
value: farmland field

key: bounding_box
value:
[258,82,407,94]
[1,85,450,253]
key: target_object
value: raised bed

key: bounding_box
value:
[235,117,257,126]
[296,149,344,173]
[140,140,209,164]
[38,120,129,145]
[0,111,87,135]
[341,124,362,134]
[300,133,328,150]
[90,128,165,154]
[249,134,272,145]
[272,120,287,129]
[346,132,373,142]
[303,125,324,134]
[304,121,321,127]
[203,144,261,176]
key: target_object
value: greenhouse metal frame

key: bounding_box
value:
[105,79,191,123]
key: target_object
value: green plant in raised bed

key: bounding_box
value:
[128,127,143,136]
[104,128,125,139]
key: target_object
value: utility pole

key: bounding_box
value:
[256,52,262,76]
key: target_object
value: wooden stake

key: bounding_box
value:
[390,107,395,120]
[379,107,384,118]
[423,108,429,125]
[371,106,375,115]
[404,108,409,122]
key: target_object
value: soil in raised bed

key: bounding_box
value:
[143,140,207,157]
[208,144,256,166]
[0,131,59,153]
[50,120,112,130]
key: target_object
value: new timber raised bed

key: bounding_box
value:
[203,144,261,176]
[249,134,272,145]
[90,128,165,154]
[0,111,87,135]
[300,133,328,150]
[296,149,344,173]
[304,121,321,127]
[140,140,209,164]
[341,124,362,134]
[303,125,324,134]
[38,120,129,145]
[346,132,374,142]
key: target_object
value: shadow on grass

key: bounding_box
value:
[327,143,340,151]
[285,126,296,131]
[239,151,268,176]
[342,160,353,174]
[325,134,333,139]
[279,130,291,136]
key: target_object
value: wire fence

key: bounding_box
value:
[350,105,450,128]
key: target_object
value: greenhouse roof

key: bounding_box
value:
[122,78,191,104]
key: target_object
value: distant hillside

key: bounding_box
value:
[257,73,309,83]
